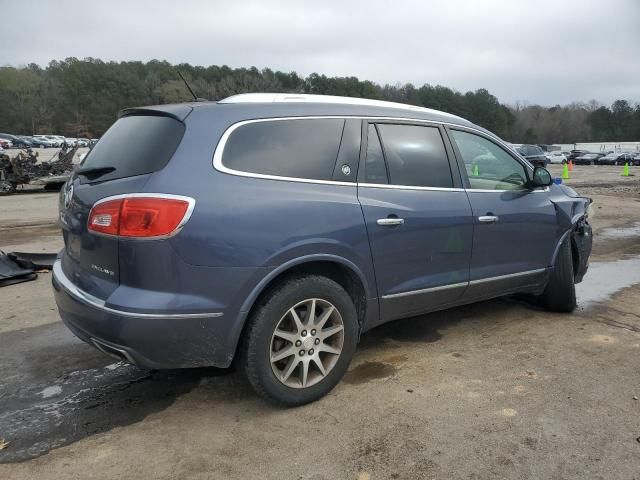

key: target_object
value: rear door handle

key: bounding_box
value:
[377,218,404,226]
[478,215,499,223]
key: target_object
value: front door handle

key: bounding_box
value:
[377,218,404,226]
[478,215,499,223]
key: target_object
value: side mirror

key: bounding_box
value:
[530,166,553,188]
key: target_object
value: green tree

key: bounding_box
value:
[1,58,636,141]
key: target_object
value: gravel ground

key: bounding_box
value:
[0,165,639,479]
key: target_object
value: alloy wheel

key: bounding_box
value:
[269,298,344,389]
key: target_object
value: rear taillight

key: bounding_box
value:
[88,195,194,238]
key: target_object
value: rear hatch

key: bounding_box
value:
[59,112,187,300]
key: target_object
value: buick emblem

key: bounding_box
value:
[63,183,74,209]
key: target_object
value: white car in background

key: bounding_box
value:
[45,135,64,147]
[43,135,65,147]
[545,151,567,164]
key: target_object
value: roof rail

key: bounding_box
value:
[218,93,460,119]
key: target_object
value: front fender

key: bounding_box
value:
[548,188,592,282]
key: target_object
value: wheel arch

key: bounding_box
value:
[243,254,370,321]
[229,255,372,364]
[549,221,584,278]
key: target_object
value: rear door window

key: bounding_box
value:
[222,119,344,181]
[376,124,453,188]
[79,115,185,182]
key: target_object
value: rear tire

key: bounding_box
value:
[242,275,358,406]
[542,237,576,313]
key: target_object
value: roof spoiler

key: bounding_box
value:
[119,104,194,122]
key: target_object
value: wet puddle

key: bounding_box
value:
[598,222,640,239]
[576,255,640,306]
[344,361,398,385]
[0,322,226,463]
[0,361,210,463]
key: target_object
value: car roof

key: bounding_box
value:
[121,93,485,133]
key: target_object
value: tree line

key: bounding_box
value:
[0,58,638,144]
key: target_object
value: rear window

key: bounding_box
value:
[221,119,344,181]
[531,146,544,155]
[79,115,185,182]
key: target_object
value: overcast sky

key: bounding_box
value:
[2,0,638,106]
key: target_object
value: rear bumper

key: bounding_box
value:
[52,260,236,369]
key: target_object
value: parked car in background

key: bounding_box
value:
[52,93,593,405]
[0,133,32,148]
[32,135,57,148]
[18,136,38,148]
[43,135,64,147]
[568,150,589,160]
[545,151,567,164]
[631,153,640,166]
[78,138,90,147]
[598,152,635,166]
[64,138,78,146]
[48,135,66,147]
[515,144,548,167]
[574,153,606,165]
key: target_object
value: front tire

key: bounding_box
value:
[242,275,358,406]
[542,237,576,313]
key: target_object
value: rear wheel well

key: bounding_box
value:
[239,261,368,355]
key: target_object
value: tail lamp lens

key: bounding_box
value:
[88,196,192,238]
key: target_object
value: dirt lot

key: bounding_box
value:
[1,165,639,479]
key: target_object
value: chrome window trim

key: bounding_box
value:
[358,182,464,193]
[381,268,548,299]
[212,116,356,187]
[465,187,550,193]
[212,115,525,190]
[450,125,531,165]
[89,193,196,240]
[53,260,223,319]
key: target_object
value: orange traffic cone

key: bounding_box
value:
[568,160,574,171]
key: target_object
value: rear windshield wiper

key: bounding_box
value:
[75,166,116,180]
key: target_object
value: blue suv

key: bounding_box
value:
[53,93,592,405]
